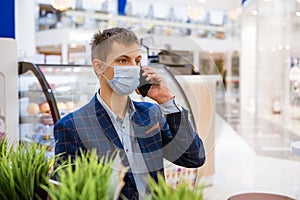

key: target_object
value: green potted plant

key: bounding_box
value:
[43,149,126,200]
[0,138,56,200]
[44,148,204,200]
[147,174,204,200]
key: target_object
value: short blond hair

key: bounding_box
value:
[90,27,139,62]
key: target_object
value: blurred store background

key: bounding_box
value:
[1,0,300,199]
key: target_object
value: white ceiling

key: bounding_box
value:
[148,0,242,10]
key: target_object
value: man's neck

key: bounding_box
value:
[100,90,128,119]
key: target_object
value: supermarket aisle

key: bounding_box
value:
[203,114,300,200]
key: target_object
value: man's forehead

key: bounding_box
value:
[109,42,140,57]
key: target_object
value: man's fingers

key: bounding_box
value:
[147,74,162,84]
[141,66,166,85]
[143,69,156,77]
[135,88,141,95]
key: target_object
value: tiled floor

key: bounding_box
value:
[217,98,300,161]
[203,114,300,200]
[201,91,300,199]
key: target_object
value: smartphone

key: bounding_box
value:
[137,66,152,97]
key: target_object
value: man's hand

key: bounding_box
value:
[136,66,174,104]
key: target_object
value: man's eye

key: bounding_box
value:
[136,60,141,65]
[118,59,127,63]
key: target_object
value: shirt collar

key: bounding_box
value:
[96,91,136,120]
[128,97,136,119]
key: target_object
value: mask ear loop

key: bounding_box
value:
[102,73,110,81]
[98,60,113,81]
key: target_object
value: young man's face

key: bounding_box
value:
[103,41,141,80]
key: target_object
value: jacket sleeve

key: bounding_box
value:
[160,107,206,168]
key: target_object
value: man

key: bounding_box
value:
[54,27,205,200]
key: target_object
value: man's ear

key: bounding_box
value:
[92,59,103,77]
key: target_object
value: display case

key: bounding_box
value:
[18,62,215,187]
[19,62,60,158]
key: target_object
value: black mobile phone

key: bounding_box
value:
[137,66,152,97]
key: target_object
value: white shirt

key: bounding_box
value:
[96,92,181,199]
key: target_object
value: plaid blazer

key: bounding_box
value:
[54,94,205,200]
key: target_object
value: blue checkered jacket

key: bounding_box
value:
[54,94,205,200]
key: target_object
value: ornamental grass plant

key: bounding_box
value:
[0,138,55,200]
[0,137,205,200]
[147,174,204,200]
[43,150,125,200]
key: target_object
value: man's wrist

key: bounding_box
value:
[159,97,182,114]
[156,94,174,104]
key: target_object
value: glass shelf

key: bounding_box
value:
[65,10,227,32]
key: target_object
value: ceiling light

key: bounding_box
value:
[252,10,258,15]
[70,43,77,48]
[51,0,73,12]
[285,45,290,50]
[198,0,206,3]
[264,0,271,2]
[296,11,300,17]
[298,0,300,3]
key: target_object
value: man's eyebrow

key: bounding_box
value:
[115,55,142,59]
[115,55,130,59]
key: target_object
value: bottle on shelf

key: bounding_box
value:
[166,7,177,22]
[146,4,154,19]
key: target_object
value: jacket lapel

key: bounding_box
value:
[92,95,124,150]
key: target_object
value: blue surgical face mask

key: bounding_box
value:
[103,66,140,96]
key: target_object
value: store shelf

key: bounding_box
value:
[20,90,81,103]
[65,10,226,32]
[20,115,40,124]
[19,115,54,125]
[35,10,239,56]
[20,90,45,99]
